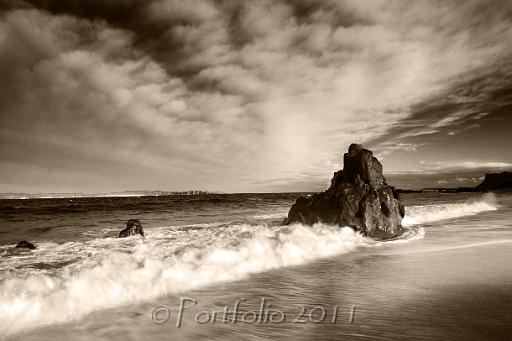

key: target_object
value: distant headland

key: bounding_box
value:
[397,171,512,193]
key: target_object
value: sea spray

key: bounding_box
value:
[0,223,368,336]
[403,193,498,226]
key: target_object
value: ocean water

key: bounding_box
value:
[0,192,511,340]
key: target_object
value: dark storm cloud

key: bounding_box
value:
[1,0,512,192]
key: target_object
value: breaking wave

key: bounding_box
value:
[403,193,498,226]
[252,212,288,219]
[0,223,369,336]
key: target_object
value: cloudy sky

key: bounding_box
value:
[0,0,511,193]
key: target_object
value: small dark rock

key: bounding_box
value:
[119,219,145,238]
[15,240,36,249]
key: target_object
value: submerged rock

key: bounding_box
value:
[287,144,406,239]
[477,171,512,191]
[118,219,145,238]
[15,240,36,249]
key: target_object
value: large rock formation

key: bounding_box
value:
[477,171,512,191]
[119,219,145,238]
[287,144,406,239]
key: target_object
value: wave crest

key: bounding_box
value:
[0,223,370,336]
[403,193,498,226]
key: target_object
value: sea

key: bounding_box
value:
[0,191,511,340]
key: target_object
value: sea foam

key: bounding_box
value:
[0,223,367,336]
[403,193,498,226]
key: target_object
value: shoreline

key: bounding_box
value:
[17,240,512,341]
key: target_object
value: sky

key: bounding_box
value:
[0,0,511,193]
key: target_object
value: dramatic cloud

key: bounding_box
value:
[0,0,511,192]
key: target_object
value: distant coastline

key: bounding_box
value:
[396,187,481,194]
[397,171,512,193]
[0,190,222,200]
